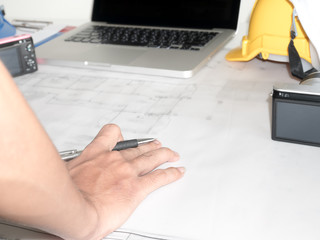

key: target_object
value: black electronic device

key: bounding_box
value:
[0,34,37,77]
[272,82,320,147]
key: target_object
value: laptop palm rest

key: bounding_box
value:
[37,42,147,65]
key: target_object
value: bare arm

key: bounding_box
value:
[0,62,185,239]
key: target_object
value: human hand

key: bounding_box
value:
[66,124,185,239]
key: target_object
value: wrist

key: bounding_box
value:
[69,195,100,240]
[54,190,100,240]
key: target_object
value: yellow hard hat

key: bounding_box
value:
[226,0,311,63]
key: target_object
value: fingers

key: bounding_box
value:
[67,124,123,168]
[83,124,124,158]
[138,167,185,195]
[92,124,124,151]
[131,147,180,176]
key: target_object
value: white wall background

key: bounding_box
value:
[0,0,256,47]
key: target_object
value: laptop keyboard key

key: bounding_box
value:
[66,26,218,50]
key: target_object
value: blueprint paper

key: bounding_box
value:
[13,49,320,240]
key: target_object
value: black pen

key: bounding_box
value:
[59,138,156,161]
[112,138,155,151]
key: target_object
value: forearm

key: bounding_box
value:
[1,174,97,239]
[0,62,97,239]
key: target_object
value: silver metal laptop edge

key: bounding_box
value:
[36,22,236,78]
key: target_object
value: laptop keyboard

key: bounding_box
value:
[65,26,218,51]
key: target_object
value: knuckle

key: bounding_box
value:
[102,123,121,133]
[158,147,175,157]
[159,147,171,153]
[107,150,122,161]
[152,169,171,183]
[155,147,177,160]
[119,160,136,175]
[163,167,182,180]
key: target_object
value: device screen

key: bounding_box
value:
[0,47,22,76]
[92,0,240,30]
[274,100,320,145]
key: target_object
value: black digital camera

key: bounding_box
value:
[0,34,38,77]
[272,80,320,147]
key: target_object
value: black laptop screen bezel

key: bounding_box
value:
[91,0,241,30]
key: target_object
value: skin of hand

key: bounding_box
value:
[67,124,185,239]
[0,61,185,240]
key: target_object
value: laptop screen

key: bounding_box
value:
[92,0,241,30]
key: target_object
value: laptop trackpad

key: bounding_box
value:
[84,46,146,65]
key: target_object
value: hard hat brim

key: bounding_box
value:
[225,47,259,62]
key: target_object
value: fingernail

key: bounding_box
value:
[177,167,186,174]
[153,140,161,145]
[172,151,180,161]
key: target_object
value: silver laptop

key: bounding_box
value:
[36,0,241,78]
